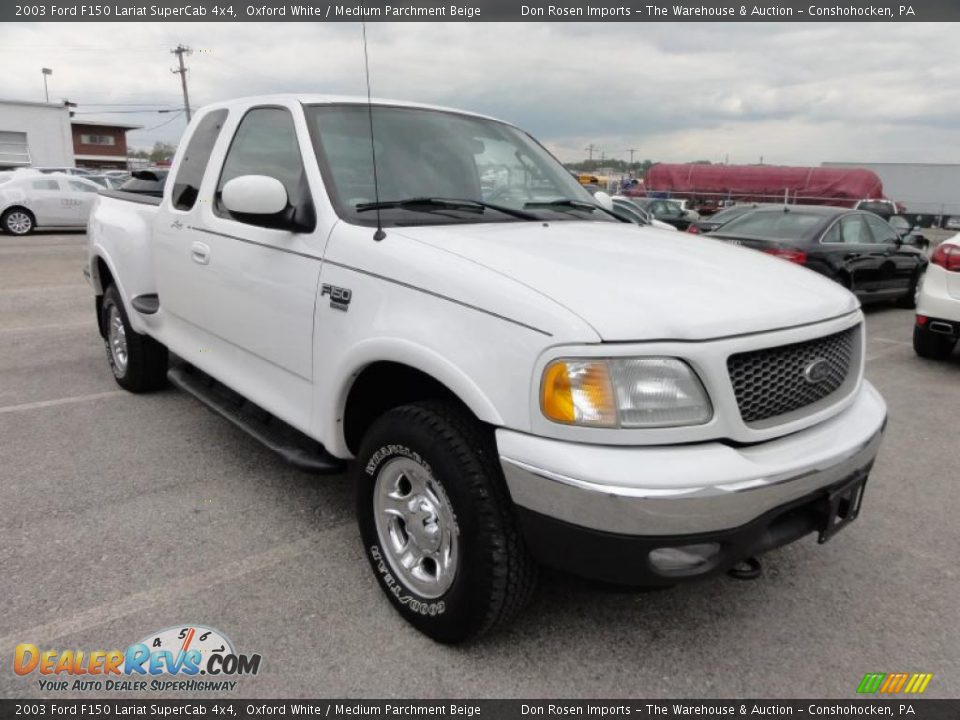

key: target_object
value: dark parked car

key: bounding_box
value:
[628,197,694,230]
[687,203,773,234]
[708,206,927,307]
[888,215,929,250]
[115,168,169,198]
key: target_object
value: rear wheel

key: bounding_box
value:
[355,400,537,643]
[2,207,34,235]
[913,324,956,360]
[101,284,168,392]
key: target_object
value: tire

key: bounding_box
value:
[101,284,168,392]
[2,207,35,235]
[913,324,956,361]
[355,400,537,643]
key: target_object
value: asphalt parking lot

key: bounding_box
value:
[2,231,959,700]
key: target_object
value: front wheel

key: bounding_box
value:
[2,207,34,235]
[101,284,168,392]
[355,401,537,643]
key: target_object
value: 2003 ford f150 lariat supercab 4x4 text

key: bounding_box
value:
[86,95,887,643]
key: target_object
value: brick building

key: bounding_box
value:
[71,119,142,170]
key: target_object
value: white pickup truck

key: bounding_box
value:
[87,95,887,643]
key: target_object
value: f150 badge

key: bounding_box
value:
[321,284,352,311]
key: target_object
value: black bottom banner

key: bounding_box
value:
[1,700,958,720]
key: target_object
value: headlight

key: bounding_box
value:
[541,357,712,428]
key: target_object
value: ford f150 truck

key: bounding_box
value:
[86,95,887,643]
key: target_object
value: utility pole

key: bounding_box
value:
[627,148,636,165]
[585,144,596,162]
[171,44,193,122]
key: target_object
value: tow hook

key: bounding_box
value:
[727,557,762,580]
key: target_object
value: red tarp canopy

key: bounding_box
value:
[646,164,885,204]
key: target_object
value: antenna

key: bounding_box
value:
[362,23,385,242]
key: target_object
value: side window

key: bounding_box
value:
[68,180,97,193]
[822,221,842,244]
[216,107,306,220]
[171,109,228,211]
[840,215,870,244]
[31,179,60,191]
[863,214,899,244]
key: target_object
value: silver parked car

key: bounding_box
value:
[0,172,101,235]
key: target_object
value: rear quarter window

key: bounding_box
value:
[171,109,229,211]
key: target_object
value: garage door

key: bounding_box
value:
[0,131,30,166]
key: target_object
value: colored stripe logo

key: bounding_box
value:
[857,673,933,694]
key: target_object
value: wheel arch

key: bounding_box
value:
[330,343,504,457]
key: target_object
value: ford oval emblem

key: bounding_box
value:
[803,358,832,384]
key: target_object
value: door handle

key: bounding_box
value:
[844,252,860,260]
[190,241,210,265]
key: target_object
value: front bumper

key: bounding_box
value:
[498,381,886,584]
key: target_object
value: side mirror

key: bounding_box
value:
[221,175,288,215]
[593,191,615,212]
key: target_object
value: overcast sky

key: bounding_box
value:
[0,22,954,165]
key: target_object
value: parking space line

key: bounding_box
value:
[0,534,326,647]
[0,283,88,295]
[0,391,125,415]
[0,321,92,335]
[866,345,906,363]
[873,337,912,346]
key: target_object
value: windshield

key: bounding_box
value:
[714,210,826,240]
[305,104,612,226]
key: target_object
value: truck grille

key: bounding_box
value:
[728,326,858,425]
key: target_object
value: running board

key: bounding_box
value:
[167,364,346,474]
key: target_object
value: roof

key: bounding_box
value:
[0,98,70,110]
[71,118,143,130]
[747,205,851,216]
[199,93,506,124]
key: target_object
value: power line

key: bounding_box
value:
[134,111,185,133]
[171,44,193,122]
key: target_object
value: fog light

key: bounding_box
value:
[648,543,721,573]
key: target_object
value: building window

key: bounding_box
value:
[0,131,30,165]
[80,134,116,146]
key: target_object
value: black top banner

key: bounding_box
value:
[5,0,960,22]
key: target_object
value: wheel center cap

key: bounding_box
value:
[407,497,441,552]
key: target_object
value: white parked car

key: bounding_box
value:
[915,235,960,359]
[611,195,678,231]
[87,94,887,643]
[0,173,101,235]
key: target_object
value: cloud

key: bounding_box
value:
[0,21,955,164]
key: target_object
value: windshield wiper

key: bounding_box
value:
[355,197,539,221]
[524,198,626,222]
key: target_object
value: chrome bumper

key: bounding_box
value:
[498,382,887,536]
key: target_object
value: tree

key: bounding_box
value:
[149,141,177,163]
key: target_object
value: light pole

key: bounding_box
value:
[41,68,52,103]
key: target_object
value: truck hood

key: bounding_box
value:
[395,221,859,341]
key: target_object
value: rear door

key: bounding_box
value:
[63,178,99,226]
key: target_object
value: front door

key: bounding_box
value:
[155,105,321,432]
